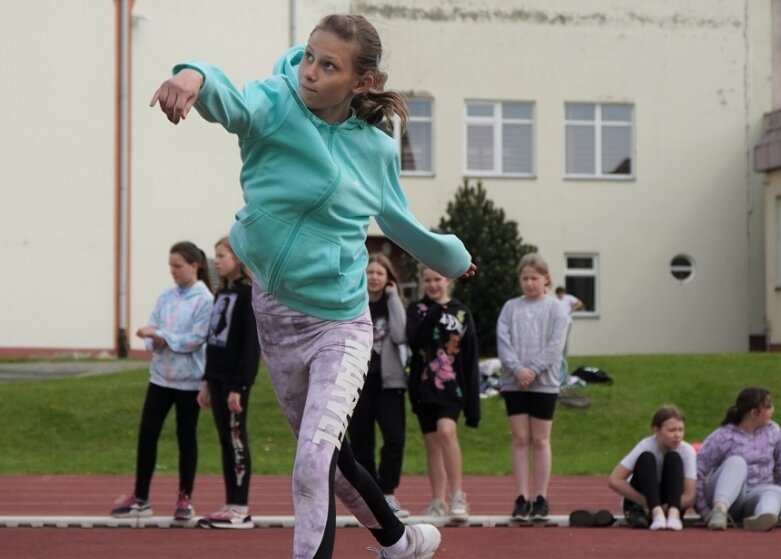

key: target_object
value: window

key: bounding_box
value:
[379,98,433,175]
[564,255,598,314]
[670,255,694,282]
[565,103,633,178]
[465,101,534,177]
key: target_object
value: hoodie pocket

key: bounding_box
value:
[233,206,291,284]
[277,229,344,309]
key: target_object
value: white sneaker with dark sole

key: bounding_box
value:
[370,524,442,559]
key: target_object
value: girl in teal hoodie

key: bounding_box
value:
[151,14,475,559]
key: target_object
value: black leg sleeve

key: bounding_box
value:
[628,451,662,510]
[135,383,175,500]
[338,438,405,548]
[174,389,201,496]
[659,451,684,510]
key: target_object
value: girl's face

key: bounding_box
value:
[422,268,451,304]
[299,30,371,124]
[519,266,549,300]
[653,417,684,450]
[169,253,198,289]
[753,400,775,427]
[214,243,239,280]
[366,262,389,296]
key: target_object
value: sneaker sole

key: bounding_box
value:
[111,510,153,518]
[743,513,778,532]
[449,512,469,523]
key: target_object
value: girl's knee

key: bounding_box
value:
[723,454,748,475]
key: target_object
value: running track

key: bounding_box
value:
[1,475,778,558]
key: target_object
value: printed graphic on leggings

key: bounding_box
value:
[312,339,370,449]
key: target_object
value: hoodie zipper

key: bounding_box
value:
[266,125,340,295]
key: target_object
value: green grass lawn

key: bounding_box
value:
[0,353,779,475]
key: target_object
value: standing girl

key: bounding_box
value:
[111,241,213,520]
[197,237,261,529]
[496,253,568,521]
[151,13,475,558]
[696,387,781,531]
[347,254,410,518]
[608,405,697,530]
[406,266,480,521]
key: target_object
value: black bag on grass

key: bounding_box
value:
[572,366,613,385]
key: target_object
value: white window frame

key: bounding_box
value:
[564,254,599,317]
[464,100,535,178]
[384,98,434,176]
[564,103,634,180]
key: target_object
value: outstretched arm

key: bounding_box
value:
[149,69,204,125]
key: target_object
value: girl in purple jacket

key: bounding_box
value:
[696,387,781,531]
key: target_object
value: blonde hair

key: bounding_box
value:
[417,264,454,299]
[313,14,409,130]
[516,253,552,287]
[214,236,253,291]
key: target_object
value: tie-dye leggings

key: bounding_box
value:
[252,283,405,559]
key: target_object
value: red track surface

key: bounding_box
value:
[1,475,779,558]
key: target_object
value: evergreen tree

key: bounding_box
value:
[437,179,536,356]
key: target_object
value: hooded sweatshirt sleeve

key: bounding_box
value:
[156,291,213,354]
[496,299,521,376]
[172,60,290,139]
[377,156,471,279]
[386,290,407,345]
[695,428,729,515]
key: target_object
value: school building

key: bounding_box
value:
[0,0,778,356]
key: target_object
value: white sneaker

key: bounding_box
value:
[372,524,442,558]
[449,490,469,522]
[198,505,253,529]
[423,498,448,517]
[384,494,410,518]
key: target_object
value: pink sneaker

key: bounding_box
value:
[173,491,194,521]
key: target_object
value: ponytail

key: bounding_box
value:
[720,387,771,426]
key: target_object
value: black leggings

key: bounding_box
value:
[134,382,200,501]
[625,451,683,511]
[347,370,406,495]
[207,380,252,506]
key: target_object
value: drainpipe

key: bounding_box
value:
[116,0,132,357]
[289,0,297,47]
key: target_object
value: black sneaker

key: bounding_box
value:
[624,504,649,528]
[531,495,549,521]
[512,495,531,520]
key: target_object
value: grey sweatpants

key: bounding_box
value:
[252,283,404,558]
[704,455,781,520]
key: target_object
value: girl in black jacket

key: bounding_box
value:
[406,266,480,522]
[197,236,260,529]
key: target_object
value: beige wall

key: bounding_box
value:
[0,1,116,351]
[0,0,773,355]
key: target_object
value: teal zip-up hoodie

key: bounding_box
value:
[174,47,471,321]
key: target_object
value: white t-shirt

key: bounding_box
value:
[559,294,580,314]
[619,435,697,480]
